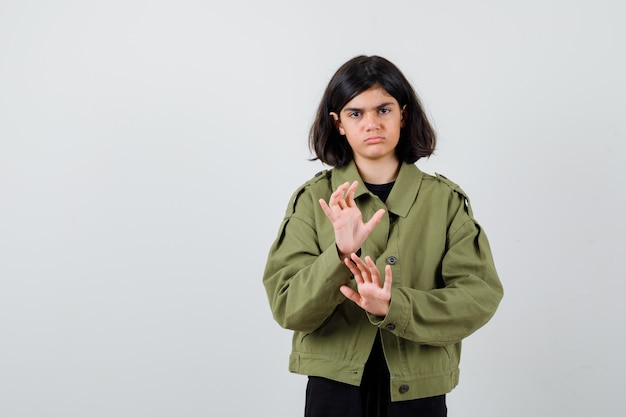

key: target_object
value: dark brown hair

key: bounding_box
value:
[309,55,436,167]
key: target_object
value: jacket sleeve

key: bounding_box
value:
[371,186,504,346]
[262,184,353,333]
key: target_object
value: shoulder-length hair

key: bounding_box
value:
[309,55,436,167]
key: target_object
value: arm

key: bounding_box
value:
[263,180,385,333]
[371,193,503,346]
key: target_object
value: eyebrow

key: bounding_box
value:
[343,102,397,112]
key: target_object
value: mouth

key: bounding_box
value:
[364,136,384,144]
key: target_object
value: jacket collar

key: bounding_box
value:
[332,160,423,218]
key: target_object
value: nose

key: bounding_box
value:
[364,111,380,130]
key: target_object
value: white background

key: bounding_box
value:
[1,1,624,416]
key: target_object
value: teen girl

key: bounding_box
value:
[263,55,503,417]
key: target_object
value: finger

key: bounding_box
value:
[328,182,346,204]
[364,256,381,286]
[352,256,373,285]
[383,265,393,292]
[335,181,350,196]
[319,199,333,218]
[340,181,354,205]
[330,182,350,208]
[364,208,386,232]
[344,256,364,284]
[354,254,374,283]
[344,181,358,207]
[339,285,361,305]
[350,252,366,267]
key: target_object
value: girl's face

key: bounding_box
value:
[330,85,405,168]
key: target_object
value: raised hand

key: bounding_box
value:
[341,253,392,317]
[319,181,385,259]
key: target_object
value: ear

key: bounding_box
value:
[329,112,345,135]
[400,105,407,128]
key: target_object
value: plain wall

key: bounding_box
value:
[1,0,624,416]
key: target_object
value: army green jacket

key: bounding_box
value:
[263,161,503,401]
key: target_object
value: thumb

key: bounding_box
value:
[364,208,386,231]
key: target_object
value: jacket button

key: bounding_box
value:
[386,324,396,331]
[386,256,397,265]
[399,384,409,394]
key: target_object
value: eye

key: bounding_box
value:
[348,111,361,118]
[379,108,391,115]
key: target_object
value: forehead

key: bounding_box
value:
[342,86,398,110]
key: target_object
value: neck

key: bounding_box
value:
[354,156,400,184]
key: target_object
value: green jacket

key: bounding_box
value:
[263,161,503,401]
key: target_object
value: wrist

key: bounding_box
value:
[336,245,361,261]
